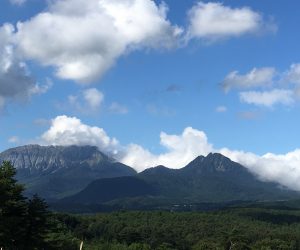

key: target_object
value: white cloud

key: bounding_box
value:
[239,89,294,107]
[68,88,104,113]
[186,2,273,41]
[39,117,213,171]
[15,0,182,83]
[109,102,128,114]
[41,115,119,154]
[215,106,227,113]
[121,127,213,171]
[219,148,300,191]
[0,24,50,110]
[39,116,300,191]
[82,88,104,109]
[222,67,276,92]
[283,63,300,85]
[8,136,20,144]
[124,129,300,191]
[10,0,26,6]
[221,64,300,107]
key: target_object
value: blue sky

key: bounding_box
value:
[1,0,300,184]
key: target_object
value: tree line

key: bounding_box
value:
[2,160,300,249]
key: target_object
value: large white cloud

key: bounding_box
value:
[186,2,273,41]
[222,67,276,92]
[121,127,213,171]
[0,24,50,110]
[15,0,182,83]
[39,115,300,191]
[41,115,120,154]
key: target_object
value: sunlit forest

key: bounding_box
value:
[2,161,300,250]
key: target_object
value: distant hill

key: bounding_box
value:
[61,176,157,204]
[55,153,300,211]
[0,145,136,200]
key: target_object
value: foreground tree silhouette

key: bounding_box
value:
[0,161,28,249]
[24,194,49,249]
[0,161,52,250]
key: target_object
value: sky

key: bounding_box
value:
[1,0,300,190]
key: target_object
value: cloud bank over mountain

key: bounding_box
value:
[38,115,300,191]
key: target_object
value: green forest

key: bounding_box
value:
[2,161,300,250]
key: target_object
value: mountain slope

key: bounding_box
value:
[58,153,300,210]
[139,153,299,202]
[0,145,136,200]
[61,176,157,204]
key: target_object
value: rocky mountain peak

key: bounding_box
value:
[184,152,240,173]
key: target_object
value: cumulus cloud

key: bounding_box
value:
[39,116,213,171]
[186,2,274,42]
[15,0,182,83]
[239,89,294,107]
[41,115,119,154]
[39,115,300,191]
[222,67,276,92]
[0,24,51,110]
[121,127,213,171]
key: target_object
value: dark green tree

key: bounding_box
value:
[0,161,28,249]
[23,194,49,249]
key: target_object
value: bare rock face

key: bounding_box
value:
[0,145,136,200]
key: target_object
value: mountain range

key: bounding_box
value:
[1,145,299,211]
[0,145,136,200]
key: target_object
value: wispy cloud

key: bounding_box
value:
[9,0,26,6]
[215,106,227,113]
[239,89,294,107]
[222,67,276,92]
[67,88,104,113]
[146,104,176,117]
[222,64,300,108]
[108,102,129,115]
[8,136,20,144]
